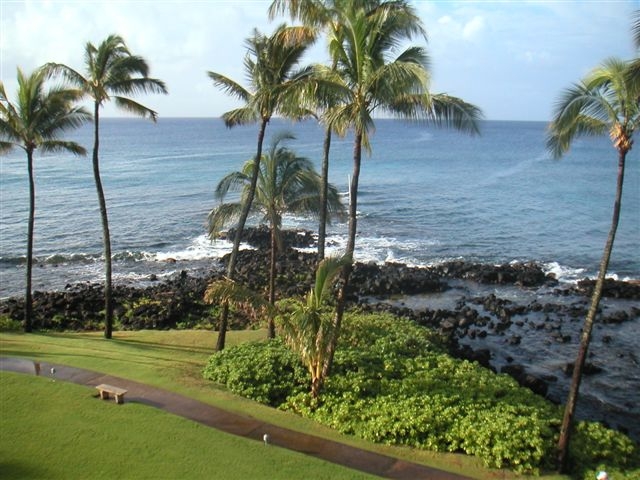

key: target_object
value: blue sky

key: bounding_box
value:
[1,0,637,121]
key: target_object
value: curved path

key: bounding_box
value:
[1,357,471,480]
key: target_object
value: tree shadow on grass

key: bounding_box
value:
[47,331,216,355]
[0,460,51,479]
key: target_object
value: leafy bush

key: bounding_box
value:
[0,315,22,331]
[203,338,307,406]
[569,421,640,478]
[203,311,639,475]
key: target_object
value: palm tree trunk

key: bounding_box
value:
[92,104,114,339]
[557,150,626,472]
[323,131,362,379]
[268,224,277,339]
[216,117,268,351]
[215,302,229,351]
[24,148,35,333]
[311,365,322,399]
[318,127,332,260]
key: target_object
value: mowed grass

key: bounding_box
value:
[0,330,567,480]
[0,371,376,479]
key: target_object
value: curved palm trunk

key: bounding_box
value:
[268,224,277,338]
[556,150,626,472]
[92,104,114,339]
[24,149,35,333]
[318,127,332,260]
[323,131,362,379]
[216,118,269,351]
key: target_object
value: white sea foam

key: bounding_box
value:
[296,234,443,267]
[543,262,587,283]
[151,235,254,262]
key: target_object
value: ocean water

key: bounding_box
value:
[1,117,638,296]
[1,117,639,436]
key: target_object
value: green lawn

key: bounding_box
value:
[0,330,567,479]
[0,371,375,479]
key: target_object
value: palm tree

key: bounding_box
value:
[0,67,90,332]
[301,1,482,376]
[269,1,336,260]
[207,24,316,350]
[277,255,350,397]
[547,57,639,473]
[45,34,168,339]
[208,131,345,338]
[267,1,376,260]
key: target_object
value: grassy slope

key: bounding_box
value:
[0,330,567,480]
[0,371,375,479]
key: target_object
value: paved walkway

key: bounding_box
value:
[1,357,471,480]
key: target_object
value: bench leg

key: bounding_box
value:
[99,390,109,400]
[114,394,124,405]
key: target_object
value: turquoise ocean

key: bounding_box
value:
[1,118,639,437]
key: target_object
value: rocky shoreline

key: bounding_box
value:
[2,227,639,438]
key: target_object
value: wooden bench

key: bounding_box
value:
[95,384,128,404]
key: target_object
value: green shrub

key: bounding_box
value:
[204,311,639,475]
[569,420,640,478]
[203,338,308,406]
[0,315,22,331]
[448,404,557,473]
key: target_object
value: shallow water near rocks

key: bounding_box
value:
[379,280,640,440]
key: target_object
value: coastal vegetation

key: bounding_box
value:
[44,34,168,339]
[207,24,316,351]
[203,312,637,476]
[207,131,345,337]
[548,55,640,471]
[270,0,482,383]
[0,68,90,332]
[277,255,351,397]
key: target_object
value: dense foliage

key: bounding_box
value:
[203,337,307,405]
[203,312,638,476]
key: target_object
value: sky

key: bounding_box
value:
[1,0,638,122]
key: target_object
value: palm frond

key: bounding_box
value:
[107,54,152,81]
[426,93,483,136]
[112,96,159,121]
[547,79,613,158]
[207,71,252,103]
[109,75,168,97]
[215,170,251,200]
[312,255,351,306]
[207,202,244,239]
[204,278,272,316]
[39,140,87,156]
[0,140,15,154]
[221,107,260,128]
[42,63,89,91]
[632,9,640,49]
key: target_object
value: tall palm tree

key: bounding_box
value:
[45,34,168,339]
[303,1,482,376]
[208,131,345,338]
[277,255,350,398]
[268,0,385,260]
[269,1,337,260]
[207,24,316,350]
[547,57,639,473]
[0,67,90,332]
